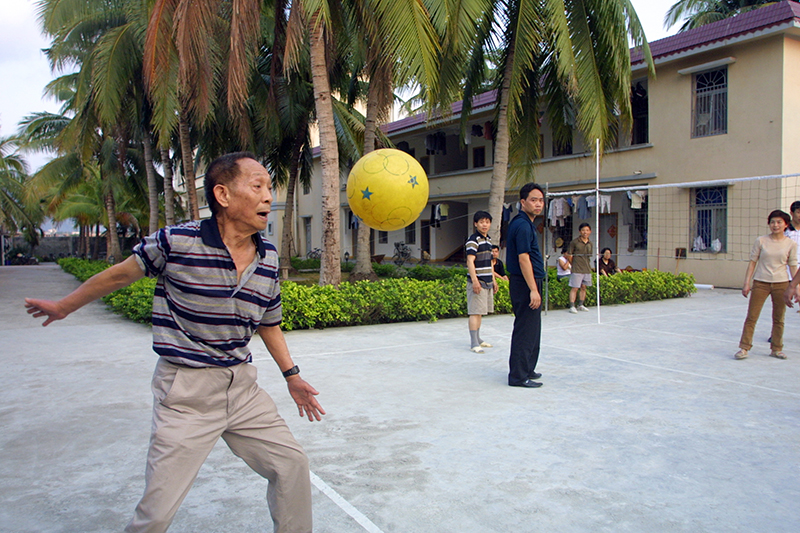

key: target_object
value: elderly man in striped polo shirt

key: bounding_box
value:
[25,152,324,533]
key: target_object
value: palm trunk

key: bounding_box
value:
[280,134,304,273]
[143,130,160,234]
[105,191,122,263]
[309,14,341,287]
[161,148,176,225]
[488,41,515,245]
[350,79,380,282]
[179,111,200,220]
[92,222,100,260]
[78,225,85,256]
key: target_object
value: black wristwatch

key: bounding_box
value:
[282,365,300,378]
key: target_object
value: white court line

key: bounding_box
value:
[601,322,735,345]
[310,471,386,533]
[253,338,454,360]
[549,343,800,398]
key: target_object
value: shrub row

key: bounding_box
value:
[57,258,696,330]
[58,257,156,324]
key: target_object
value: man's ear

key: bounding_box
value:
[214,183,230,208]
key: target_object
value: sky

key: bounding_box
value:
[0,0,679,173]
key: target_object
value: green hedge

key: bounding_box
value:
[58,257,157,324]
[57,258,696,330]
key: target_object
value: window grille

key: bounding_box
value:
[632,203,648,250]
[691,187,727,252]
[378,231,388,244]
[693,68,727,137]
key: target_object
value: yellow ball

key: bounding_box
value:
[346,148,429,231]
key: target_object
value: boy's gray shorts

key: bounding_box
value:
[467,283,494,315]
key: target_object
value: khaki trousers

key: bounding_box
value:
[125,359,312,533]
[739,280,789,351]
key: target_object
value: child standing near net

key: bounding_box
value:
[466,211,498,353]
[735,209,797,360]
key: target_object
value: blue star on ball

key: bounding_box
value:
[361,187,373,200]
[408,176,418,188]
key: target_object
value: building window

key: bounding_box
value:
[378,231,388,244]
[473,146,485,168]
[632,202,648,250]
[693,68,727,137]
[631,81,648,145]
[554,215,573,253]
[691,187,727,252]
[267,221,274,236]
[405,223,416,245]
[553,135,573,157]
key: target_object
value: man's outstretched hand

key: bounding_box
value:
[287,377,326,422]
[25,298,67,326]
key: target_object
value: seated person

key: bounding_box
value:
[491,245,508,281]
[557,246,571,281]
[598,247,621,276]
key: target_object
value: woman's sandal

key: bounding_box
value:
[769,351,787,359]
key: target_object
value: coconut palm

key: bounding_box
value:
[664,0,790,32]
[0,137,39,235]
[284,0,442,285]
[452,0,654,243]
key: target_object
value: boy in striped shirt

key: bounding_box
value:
[25,152,323,533]
[465,210,498,353]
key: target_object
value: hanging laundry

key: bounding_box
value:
[502,203,513,222]
[598,194,611,214]
[548,197,570,227]
[484,121,493,140]
[631,190,648,209]
[430,204,439,228]
[439,203,449,217]
[575,195,590,219]
[692,235,706,252]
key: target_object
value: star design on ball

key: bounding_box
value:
[408,175,418,188]
[361,187,373,200]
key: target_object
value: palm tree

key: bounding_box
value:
[285,0,442,285]
[453,0,654,243]
[665,0,790,32]
[0,137,38,236]
[90,0,163,234]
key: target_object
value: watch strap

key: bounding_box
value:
[282,365,300,378]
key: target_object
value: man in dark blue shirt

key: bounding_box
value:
[505,183,546,388]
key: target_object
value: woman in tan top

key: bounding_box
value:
[735,210,798,360]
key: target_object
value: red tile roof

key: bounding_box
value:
[381,90,497,135]
[631,0,800,65]
[351,1,800,141]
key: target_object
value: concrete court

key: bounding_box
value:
[1,263,799,533]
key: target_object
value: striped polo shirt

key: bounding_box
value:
[132,218,281,368]
[465,232,494,285]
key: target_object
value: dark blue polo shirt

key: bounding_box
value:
[506,211,545,279]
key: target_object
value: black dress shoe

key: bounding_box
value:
[529,372,542,380]
[509,379,543,388]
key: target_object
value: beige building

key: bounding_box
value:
[258,2,800,287]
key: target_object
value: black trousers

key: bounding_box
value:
[508,275,542,385]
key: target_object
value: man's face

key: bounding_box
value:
[580,226,592,239]
[792,209,800,227]
[219,158,273,232]
[491,247,499,259]
[520,188,545,217]
[475,217,491,236]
